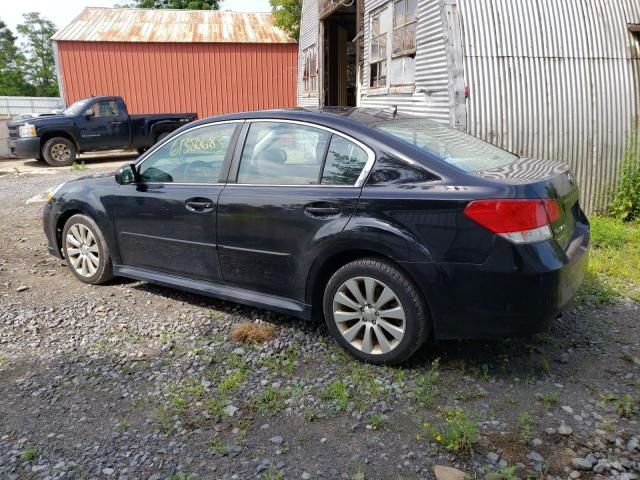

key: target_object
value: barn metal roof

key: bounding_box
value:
[52,7,295,44]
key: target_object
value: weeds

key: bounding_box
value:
[539,391,559,409]
[517,411,535,441]
[251,386,287,416]
[303,407,317,422]
[616,395,635,418]
[423,408,478,455]
[218,370,248,395]
[208,438,227,455]
[230,322,276,344]
[156,406,173,434]
[321,380,350,411]
[369,414,385,430]
[485,465,519,480]
[609,127,640,221]
[412,358,440,407]
[71,160,87,171]
[21,446,38,461]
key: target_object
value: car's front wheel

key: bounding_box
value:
[62,214,113,284]
[323,258,430,365]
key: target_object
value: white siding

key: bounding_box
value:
[298,0,321,107]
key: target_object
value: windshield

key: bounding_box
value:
[63,99,90,116]
[373,118,518,172]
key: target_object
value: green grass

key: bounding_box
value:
[539,391,559,409]
[21,446,38,461]
[411,359,440,407]
[423,408,478,456]
[321,380,350,411]
[576,216,640,304]
[217,370,248,395]
[517,411,535,441]
[251,386,287,416]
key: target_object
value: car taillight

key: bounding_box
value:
[464,199,561,244]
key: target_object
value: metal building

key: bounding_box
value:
[52,7,298,119]
[298,0,640,211]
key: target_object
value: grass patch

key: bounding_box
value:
[321,380,350,411]
[576,216,640,303]
[423,408,478,455]
[517,411,535,441]
[21,446,38,461]
[260,346,299,375]
[251,386,287,416]
[369,414,385,430]
[411,359,440,407]
[218,370,248,395]
[539,391,559,409]
[230,322,276,344]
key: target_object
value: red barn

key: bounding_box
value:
[52,7,298,117]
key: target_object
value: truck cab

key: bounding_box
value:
[8,96,196,166]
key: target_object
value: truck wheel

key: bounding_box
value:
[43,137,77,167]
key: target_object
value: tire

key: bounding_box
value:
[61,214,113,285]
[323,258,430,365]
[43,137,76,167]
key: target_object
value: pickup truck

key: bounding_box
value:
[8,96,196,166]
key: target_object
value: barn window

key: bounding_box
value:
[391,0,416,85]
[303,45,318,94]
[370,9,388,88]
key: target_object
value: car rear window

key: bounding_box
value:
[372,118,518,172]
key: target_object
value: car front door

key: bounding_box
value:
[109,121,241,282]
[217,120,374,302]
[81,99,130,150]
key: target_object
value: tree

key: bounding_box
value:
[130,0,220,8]
[17,12,58,96]
[270,0,302,41]
[0,20,32,96]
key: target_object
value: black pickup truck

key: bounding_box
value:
[8,96,196,166]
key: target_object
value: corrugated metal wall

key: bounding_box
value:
[298,0,321,106]
[359,0,451,121]
[459,0,640,212]
[56,41,298,118]
[0,96,63,116]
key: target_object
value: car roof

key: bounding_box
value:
[190,107,433,131]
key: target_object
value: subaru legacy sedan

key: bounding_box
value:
[43,108,589,364]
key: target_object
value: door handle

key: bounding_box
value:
[185,198,214,213]
[304,203,341,218]
[111,121,123,125]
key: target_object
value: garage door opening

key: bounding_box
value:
[322,3,358,106]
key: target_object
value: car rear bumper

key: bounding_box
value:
[401,224,590,339]
[8,137,40,159]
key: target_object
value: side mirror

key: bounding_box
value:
[115,163,138,185]
[84,108,95,118]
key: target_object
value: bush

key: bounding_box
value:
[609,128,640,222]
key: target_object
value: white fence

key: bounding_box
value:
[0,96,63,116]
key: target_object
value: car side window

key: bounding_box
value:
[138,123,236,183]
[237,122,330,185]
[321,135,369,185]
[91,100,120,118]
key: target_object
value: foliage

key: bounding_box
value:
[0,20,31,96]
[485,466,519,480]
[321,380,350,411]
[517,411,535,441]
[423,408,478,456]
[17,13,59,97]
[575,216,640,303]
[412,358,440,407]
[609,128,640,222]
[270,0,302,40]
[127,0,220,8]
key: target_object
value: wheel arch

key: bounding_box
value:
[55,209,86,257]
[40,131,79,152]
[305,246,432,325]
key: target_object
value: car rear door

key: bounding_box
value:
[217,119,374,302]
[109,121,241,282]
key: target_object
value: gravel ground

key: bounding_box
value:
[0,167,639,480]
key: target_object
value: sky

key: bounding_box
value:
[2,0,271,32]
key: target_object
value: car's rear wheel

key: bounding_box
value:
[323,258,430,365]
[62,214,113,284]
[43,137,77,167]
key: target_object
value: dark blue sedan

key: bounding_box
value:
[43,108,589,364]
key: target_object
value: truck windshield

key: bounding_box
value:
[372,118,518,173]
[63,99,90,116]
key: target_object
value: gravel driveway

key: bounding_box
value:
[0,168,639,480]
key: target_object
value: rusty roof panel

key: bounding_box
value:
[52,7,296,44]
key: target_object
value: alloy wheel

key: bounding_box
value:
[51,143,71,162]
[65,224,100,277]
[332,276,406,355]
